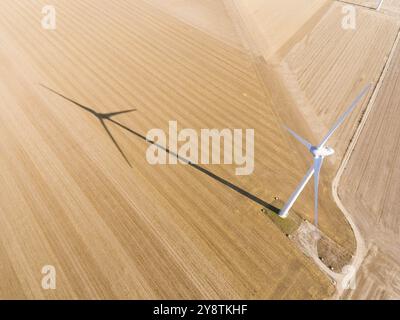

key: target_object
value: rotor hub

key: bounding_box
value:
[310,146,335,158]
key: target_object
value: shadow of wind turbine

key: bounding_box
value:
[109,115,281,214]
[41,85,280,214]
[40,84,135,167]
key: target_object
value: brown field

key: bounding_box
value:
[284,2,399,159]
[269,2,398,252]
[143,0,243,48]
[343,246,400,299]
[225,0,330,58]
[342,0,400,16]
[380,0,400,16]
[1,0,398,300]
[340,34,400,299]
[0,0,349,299]
[344,0,379,9]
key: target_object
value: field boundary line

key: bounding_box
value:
[335,0,377,11]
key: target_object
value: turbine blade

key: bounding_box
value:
[313,157,324,227]
[318,83,372,148]
[279,165,315,218]
[104,109,137,118]
[285,126,312,150]
[100,119,132,167]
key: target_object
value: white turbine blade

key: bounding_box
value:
[377,0,384,11]
[285,126,312,150]
[318,83,372,148]
[313,157,324,227]
[280,165,315,218]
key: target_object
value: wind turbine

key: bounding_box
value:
[41,85,136,167]
[279,83,372,226]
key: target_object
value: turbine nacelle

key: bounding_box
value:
[310,146,335,158]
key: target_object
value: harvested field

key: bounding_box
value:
[284,2,399,159]
[3,0,397,301]
[226,0,330,58]
[0,0,351,299]
[143,0,243,48]
[340,34,400,299]
[253,1,399,252]
[342,246,400,299]
[380,0,400,16]
[343,0,380,9]
[343,0,400,15]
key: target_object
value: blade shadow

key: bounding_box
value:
[41,85,280,214]
[100,119,132,167]
[41,84,97,115]
[40,84,134,167]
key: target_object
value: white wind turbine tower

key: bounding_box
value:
[279,84,372,226]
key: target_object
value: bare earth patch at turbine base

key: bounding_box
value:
[261,199,302,236]
[317,235,353,273]
[263,200,354,274]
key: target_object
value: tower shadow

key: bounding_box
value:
[41,85,280,214]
